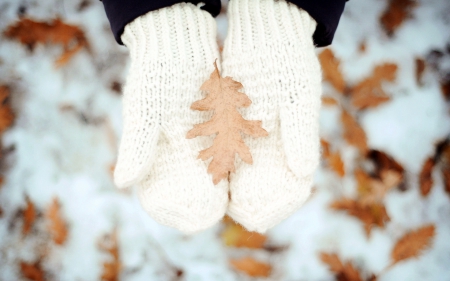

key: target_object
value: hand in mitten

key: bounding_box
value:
[115,3,228,233]
[223,0,322,232]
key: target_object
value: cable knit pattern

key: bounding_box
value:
[223,0,322,233]
[116,3,228,233]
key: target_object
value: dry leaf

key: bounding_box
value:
[319,49,346,93]
[321,139,331,159]
[320,253,363,281]
[23,197,36,235]
[100,230,122,281]
[20,261,45,281]
[391,225,435,264]
[341,110,368,154]
[0,85,14,135]
[380,0,417,35]
[329,152,345,177]
[350,64,397,110]
[222,222,267,249]
[187,62,268,184]
[438,141,450,195]
[359,41,367,53]
[331,198,390,235]
[322,96,339,106]
[415,58,426,86]
[442,81,450,100]
[419,158,435,196]
[230,257,271,277]
[357,169,402,205]
[368,150,404,180]
[4,18,88,66]
[46,197,68,245]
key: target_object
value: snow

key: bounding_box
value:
[0,0,449,280]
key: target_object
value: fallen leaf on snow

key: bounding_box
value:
[380,0,417,35]
[46,197,68,245]
[350,64,397,110]
[222,223,267,249]
[230,257,271,277]
[23,197,36,236]
[4,18,89,67]
[319,49,346,93]
[320,253,363,281]
[331,198,390,236]
[341,110,368,154]
[419,157,435,196]
[391,224,435,264]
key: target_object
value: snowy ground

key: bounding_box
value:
[0,0,449,280]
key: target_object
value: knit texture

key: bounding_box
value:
[223,0,322,233]
[116,3,228,233]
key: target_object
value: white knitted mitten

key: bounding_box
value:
[223,0,322,232]
[116,3,228,233]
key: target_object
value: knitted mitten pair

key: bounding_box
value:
[114,0,322,233]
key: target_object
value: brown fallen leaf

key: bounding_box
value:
[4,18,88,67]
[415,58,426,86]
[21,261,45,281]
[350,64,397,110]
[319,49,346,93]
[357,169,402,205]
[391,225,435,265]
[321,139,331,159]
[359,41,367,53]
[367,150,405,181]
[0,85,14,136]
[341,110,368,154]
[442,81,450,100]
[329,151,345,177]
[23,197,36,236]
[46,197,68,245]
[230,257,271,277]
[322,96,339,106]
[187,62,268,184]
[419,158,435,196]
[100,230,122,281]
[331,198,390,236]
[380,0,417,35]
[221,222,267,249]
[320,253,363,281]
[438,141,450,195]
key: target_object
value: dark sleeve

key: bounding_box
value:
[101,0,221,45]
[102,0,346,47]
[288,0,347,47]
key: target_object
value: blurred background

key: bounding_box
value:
[0,0,449,280]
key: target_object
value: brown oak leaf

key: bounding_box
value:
[320,253,363,281]
[341,110,368,154]
[187,62,268,184]
[230,257,271,277]
[380,0,417,35]
[23,196,36,236]
[419,157,435,196]
[0,85,14,136]
[20,261,45,281]
[221,221,267,249]
[350,64,397,110]
[391,225,435,265]
[357,169,402,205]
[331,198,390,236]
[100,230,122,281]
[4,18,88,67]
[319,49,346,93]
[46,197,68,245]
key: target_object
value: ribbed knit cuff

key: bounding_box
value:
[121,2,218,65]
[224,0,317,55]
